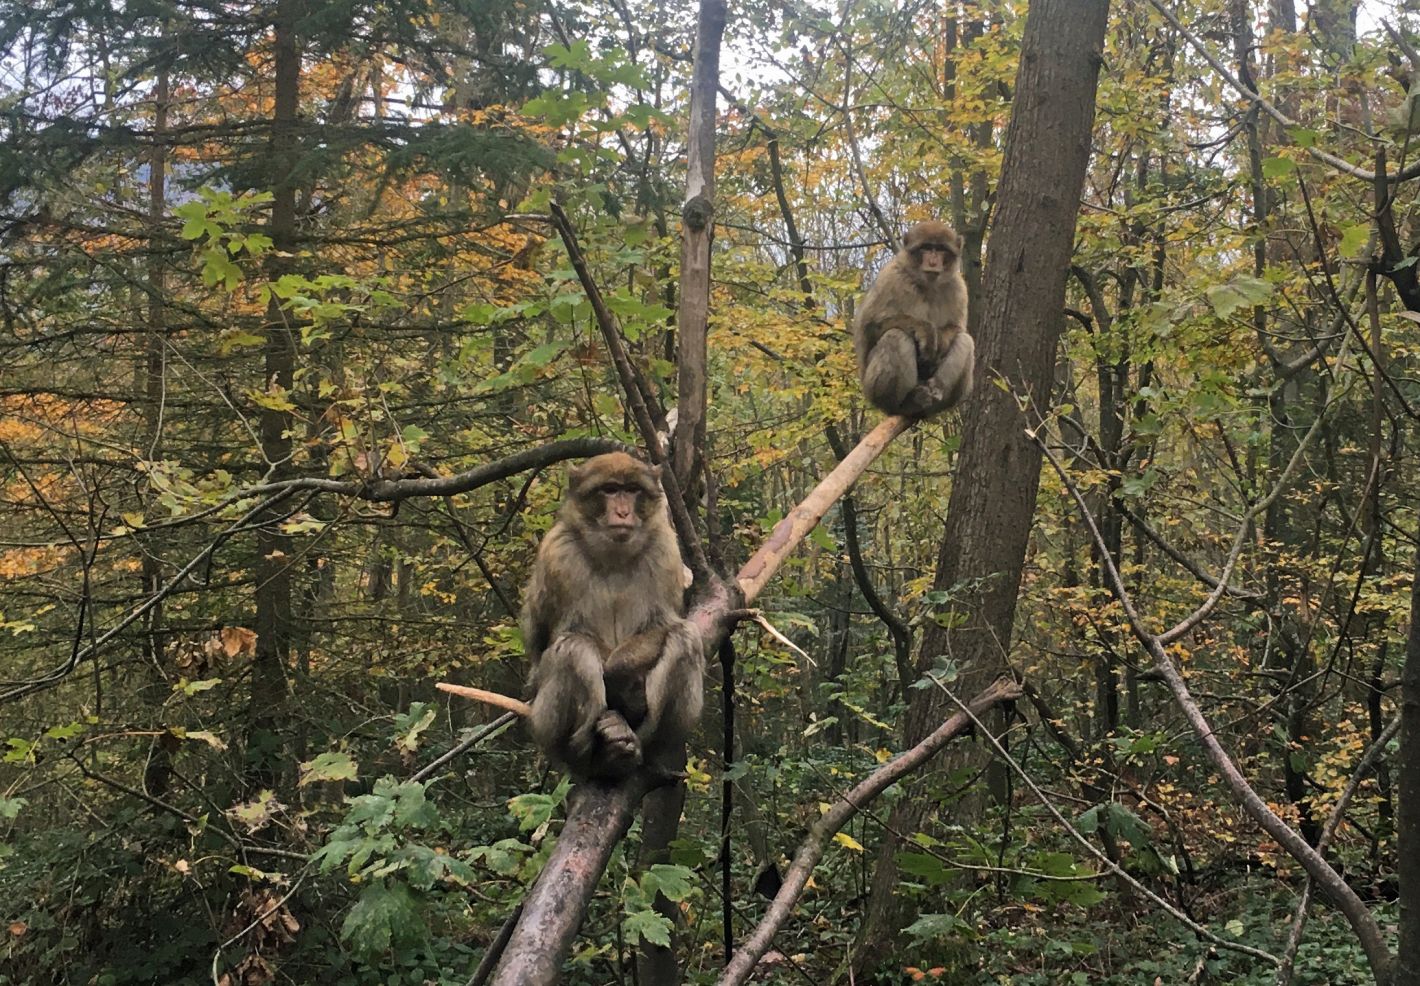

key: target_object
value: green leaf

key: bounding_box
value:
[1339,223,1370,258]
[469,838,534,877]
[642,864,695,902]
[1205,275,1272,318]
[300,752,359,786]
[904,912,965,942]
[624,906,673,948]
[896,851,951,885]
[1261,157,1295,179]
[339,883,424,961]
[392,704,436,754]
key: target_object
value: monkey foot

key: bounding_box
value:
[589,710,643,779]
[899,383,945,419]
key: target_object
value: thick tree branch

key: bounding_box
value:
[737,415,912,602]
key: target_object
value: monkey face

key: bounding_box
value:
[567,452,665,556]
[916,246,950,275]
[902,220,961,282]
[599,483,645,541]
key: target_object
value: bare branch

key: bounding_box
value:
[1032,417,1392,978]
[1149,0,1418,183]
[717,677,1024,986]
[245,437,630,501]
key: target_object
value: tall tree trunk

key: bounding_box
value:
[640,3,726,983]
[669,0,725,505]
[141,59,172,798]
[852,0,1109,972]
[1398,532,1420,985]
[247,0,300,785]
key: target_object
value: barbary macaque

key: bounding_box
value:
[520,452,703,779]
[853,220,975,418]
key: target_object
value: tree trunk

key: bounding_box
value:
[247,0,300,786]
[642,4,726,980]
[1397,533,1420,984]
[852,0,1109,972]
[669,0,725,504]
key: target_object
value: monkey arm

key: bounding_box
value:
[602,626,669,676]
[518,559,561,664]
[633,620,704,765]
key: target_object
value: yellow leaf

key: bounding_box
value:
[833,832,864,852]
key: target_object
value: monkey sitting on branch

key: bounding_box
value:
[853,220,975,418]
[515,452,703,780]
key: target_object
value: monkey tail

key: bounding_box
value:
[436,681,532,717]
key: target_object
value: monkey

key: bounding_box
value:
[520,452,703,780]
[852,220,975,418]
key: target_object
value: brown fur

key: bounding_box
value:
[853,220,975,417]
[521,452,703,779]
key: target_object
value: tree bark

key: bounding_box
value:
[670,0,726,502]
[853,0,1109,971]
[641,4,726,980]
[1397,533,1420,984]
[247,0,300,785]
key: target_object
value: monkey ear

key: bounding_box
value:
[568,462,586,484]
[951,228,964,252]
[646,463,663,483]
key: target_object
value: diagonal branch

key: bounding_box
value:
[548,200,712,580]
[716,677,1024,986]
[1031,419,1392,979]
[1149,0,1420,183]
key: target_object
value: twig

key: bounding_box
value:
[244,437,629,501]
[938,682,1280,966]
[413,712,518,783]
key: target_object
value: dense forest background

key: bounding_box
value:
[5,0,1420,983]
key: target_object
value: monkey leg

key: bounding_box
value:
[634,620,705,771]
[860,329,919,415]
[901,331,975,418]
[529,633,618,775]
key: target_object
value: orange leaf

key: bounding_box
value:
[221,626,258,658]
